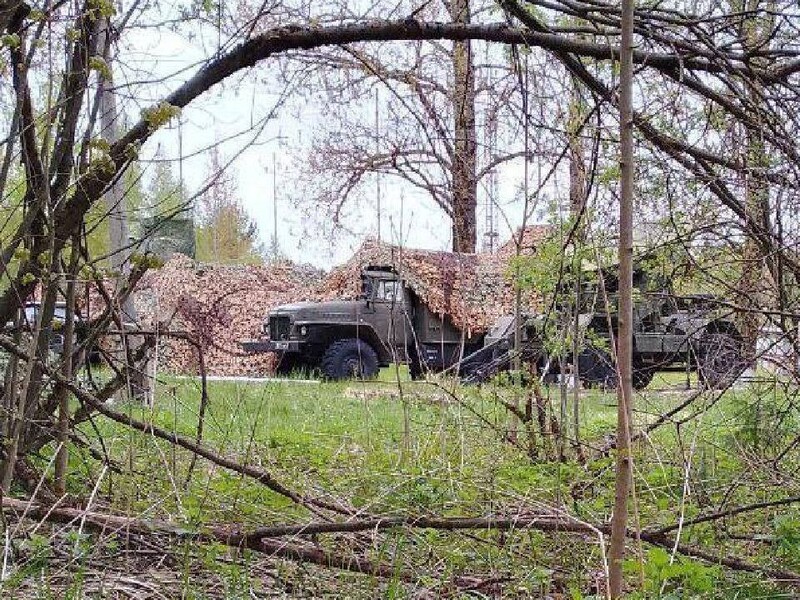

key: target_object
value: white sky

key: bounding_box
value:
[121,19,559,269]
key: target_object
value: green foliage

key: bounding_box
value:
[130,251,165,269]
[510,214,604,357]
[1,33,21,49]
[87,0,116,19]
[194,148,263,264]
[627,547,720,598]
[10,371,794,598]
[729,380,798,455]
[195,203,261,264]
[141,102,181,131]
[774,511,800,569]
[87,55,112,80]
[597,164,620,186]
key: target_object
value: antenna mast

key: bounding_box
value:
[272,150,278,257]
[375,87,381,244]
[482,51,499,253]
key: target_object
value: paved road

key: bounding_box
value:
[173,375,320,385]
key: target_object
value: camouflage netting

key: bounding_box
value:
[319,225,552,334]
[83,226,551,376]
[84,255,324,376]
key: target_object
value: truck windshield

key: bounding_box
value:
[375,280,401,302]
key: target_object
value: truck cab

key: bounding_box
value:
[245,265,484,380]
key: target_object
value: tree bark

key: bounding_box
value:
[608,0,636,594]
[450,0,477,253]
[98,16,151,403]
[737,0,773,362]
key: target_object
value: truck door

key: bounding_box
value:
[372,278,412,361]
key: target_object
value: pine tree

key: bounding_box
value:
[195,147,263,264]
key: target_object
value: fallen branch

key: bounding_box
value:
[4,497,799,586]
[648,495,800,537]
[222,513,595,543]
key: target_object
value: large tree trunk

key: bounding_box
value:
[737,0,773,363]
[99,17,151,404]
[450,0,477,253]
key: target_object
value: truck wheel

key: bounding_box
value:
[578,347,618,389]
[632,365,655,390]
[699,332,746,389]
[321,339,379,380]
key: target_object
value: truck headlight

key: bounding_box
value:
[300,325,307,336]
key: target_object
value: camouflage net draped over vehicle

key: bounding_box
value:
[81,227,550,376]
[84,255,324,376]
[319,229,549,335]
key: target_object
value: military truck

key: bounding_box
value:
[242,266,485,379]
[456,266,747,390]
[243,263,746,389]
[545,266,747,390]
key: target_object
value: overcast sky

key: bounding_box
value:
[121,15,559,270]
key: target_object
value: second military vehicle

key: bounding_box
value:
[503,265,748,390]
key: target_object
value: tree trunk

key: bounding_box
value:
[608,0,636,594]
[98,16,151,403]
[737,0,773,363]
[450,0,477,253]
[568,80,587,463]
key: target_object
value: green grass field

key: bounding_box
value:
[9,368,799,598]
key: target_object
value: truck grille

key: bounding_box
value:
[269,316,291,340]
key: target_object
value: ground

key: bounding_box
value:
[2,368,798,598]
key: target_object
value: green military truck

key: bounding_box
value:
[548,266,747,390]
[243,264,746,389]
[242,266,485,379]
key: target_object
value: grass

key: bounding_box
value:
[8,367,800,597]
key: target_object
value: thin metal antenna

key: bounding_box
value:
[482,43,498,253]
[272,150,278,257]
[375,87,381,244]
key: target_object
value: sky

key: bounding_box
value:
[121,13,560,270]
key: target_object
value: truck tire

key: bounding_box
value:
[578,350,653,390]
[699,332,746,389]
[578,346,618,389]
[321,339,379,380]
[632,364,655,390]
